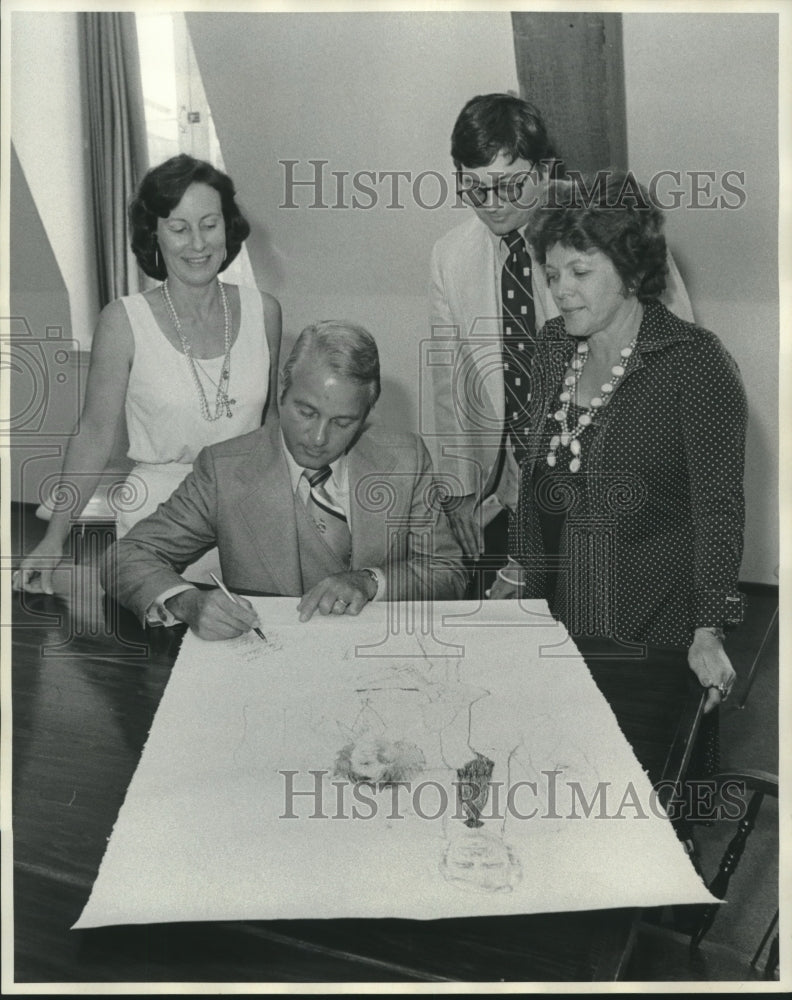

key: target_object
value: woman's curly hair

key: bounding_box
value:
[128,153,251,280]
[526,170,668,301]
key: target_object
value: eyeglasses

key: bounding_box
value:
[456,168,541,208]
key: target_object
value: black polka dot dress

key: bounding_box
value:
[509,299,747,648]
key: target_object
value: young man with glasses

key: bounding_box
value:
[426,92,693,592]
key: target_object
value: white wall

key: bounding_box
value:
[623,13,778,584]
[187,11,519,433]
[11,11,100,349]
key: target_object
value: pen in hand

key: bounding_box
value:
[209,573,267,642]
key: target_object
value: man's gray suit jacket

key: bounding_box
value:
[103,421,467,619]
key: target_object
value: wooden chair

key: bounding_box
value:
[736,605,778,709]
[689,769,779,979]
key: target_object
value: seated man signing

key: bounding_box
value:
[102,321,466,639]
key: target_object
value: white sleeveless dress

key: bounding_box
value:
[118,284,270,580]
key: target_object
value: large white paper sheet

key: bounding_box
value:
[74,599,714,928]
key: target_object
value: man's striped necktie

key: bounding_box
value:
[303,466,352,565]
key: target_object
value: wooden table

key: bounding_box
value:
[10,571,704,984]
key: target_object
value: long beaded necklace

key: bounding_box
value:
[161,279,235,420]
[546,338,636,472]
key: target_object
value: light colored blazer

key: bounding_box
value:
[426,214,695,510]
[104,421,467,619]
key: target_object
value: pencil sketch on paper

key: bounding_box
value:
[224,623,606,895]
[435,720,601,895]
[295,646,528,895]
[329,652,490,785]
[304,638,607,895]
[224,629,285,660]
[440,746,524,895]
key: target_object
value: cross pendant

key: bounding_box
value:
[219,392,236,418]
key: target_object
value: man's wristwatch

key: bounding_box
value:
[361,568,379,598]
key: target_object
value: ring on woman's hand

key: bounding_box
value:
[335,598,348,608]
[717,683,731,700]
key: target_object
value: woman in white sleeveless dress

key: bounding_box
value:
[14,155,281,593]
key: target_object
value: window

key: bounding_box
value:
[136,12,254,286]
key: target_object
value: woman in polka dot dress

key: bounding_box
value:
[491,171,747,734]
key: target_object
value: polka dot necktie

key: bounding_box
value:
[501,229,537,462]
[303,466,352,565]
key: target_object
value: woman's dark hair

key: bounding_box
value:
[129,154,251,280]
[526,170,668,301]
[451,92,561,175]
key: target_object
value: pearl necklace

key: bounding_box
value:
[161,279,235,421]
[546,338,636,472]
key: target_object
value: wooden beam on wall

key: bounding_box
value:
[511,11,627,175]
